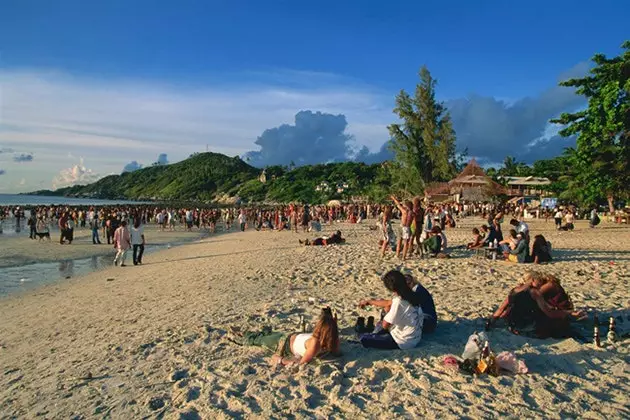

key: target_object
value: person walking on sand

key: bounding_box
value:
[113,221,131,267]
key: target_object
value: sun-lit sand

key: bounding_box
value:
[1,218,629,418]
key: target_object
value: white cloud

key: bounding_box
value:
[52,158,102,190]
[19,178,26,185]
[0,69,390,192]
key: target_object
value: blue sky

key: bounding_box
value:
[1,0,628,192]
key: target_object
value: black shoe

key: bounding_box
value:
[366,316,375,333]
[354,317,366,334]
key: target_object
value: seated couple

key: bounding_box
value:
[356,270,437,350]
[229,307,340,367]
[500,232,552,264]
[486,271,585,338]
[299,230,345,246]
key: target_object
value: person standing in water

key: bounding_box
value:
[113,221,131,267]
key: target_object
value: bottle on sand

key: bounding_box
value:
[607,317,617,343]
[593,314,601,347]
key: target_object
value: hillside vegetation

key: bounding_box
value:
[31,152,393,204]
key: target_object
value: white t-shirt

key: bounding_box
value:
[517,222,529,234]
[383,296,423,349]
[131,225,144,245]
[238,213,246,224]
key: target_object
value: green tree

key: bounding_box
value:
[551,41,630,211]
[388,66,457,196]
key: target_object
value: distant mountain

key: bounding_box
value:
[28,152,392,204]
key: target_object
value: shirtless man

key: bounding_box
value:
[391,196,413,259]
[410,197,425,256]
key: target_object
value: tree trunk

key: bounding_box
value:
[607,195,615,214]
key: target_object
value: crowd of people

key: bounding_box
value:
[0,198,604,368]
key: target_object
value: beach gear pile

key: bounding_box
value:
[443,332,528,376]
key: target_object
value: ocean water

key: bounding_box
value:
[0,194,150,206]
[0,236,208,296]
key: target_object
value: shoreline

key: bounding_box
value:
[1,220,628,418]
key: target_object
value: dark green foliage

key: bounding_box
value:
[388,66,458,195]
[550,40,630,209]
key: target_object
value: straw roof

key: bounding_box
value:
[503,176,551,186]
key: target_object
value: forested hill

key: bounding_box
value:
[29,152,392,204]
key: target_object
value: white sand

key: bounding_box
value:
[0,219,628,418]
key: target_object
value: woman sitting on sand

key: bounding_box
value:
[502,232,529,263]
[486,271,585,338]
[357,270,424,349]
[299,230,345,246]
[530,234,552,264]
[498,229,518,252]
[229,307,340,366]
[467,227,484,250]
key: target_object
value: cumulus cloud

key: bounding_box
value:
[0,70,387,158]
[0,169,6,175]
[244,111,356,167]
[52,158,102,190]
[13,153,34,162]
[155,153,169,166]
[19,178,26,185]
[122,160,143,173]
[446,62,589,164]
[354,141,394,164]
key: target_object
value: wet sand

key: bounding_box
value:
[0,225,207,268]
[0,219,628,418]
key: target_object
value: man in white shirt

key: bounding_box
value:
[130,220,145,265]
[238,210,247,232]
[510,218,529,242]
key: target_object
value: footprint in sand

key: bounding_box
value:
[186,386,201,402]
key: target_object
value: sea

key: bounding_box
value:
[0,193,170,296]
[0,194,150,206]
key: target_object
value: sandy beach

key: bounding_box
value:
[1,218,629,418]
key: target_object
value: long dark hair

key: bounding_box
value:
[382,270,421,306]
[312,307,339,354]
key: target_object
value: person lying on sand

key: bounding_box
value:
[356,270,424,349]
[299,230,345,246]
[229,307,340,366]
[486,271,586,338]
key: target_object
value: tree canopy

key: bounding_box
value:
[550,40,630,209]
[388,66,457,196]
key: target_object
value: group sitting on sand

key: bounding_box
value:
[486,271,586,338]
[228,268,589,367]
[467,218,552,264]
